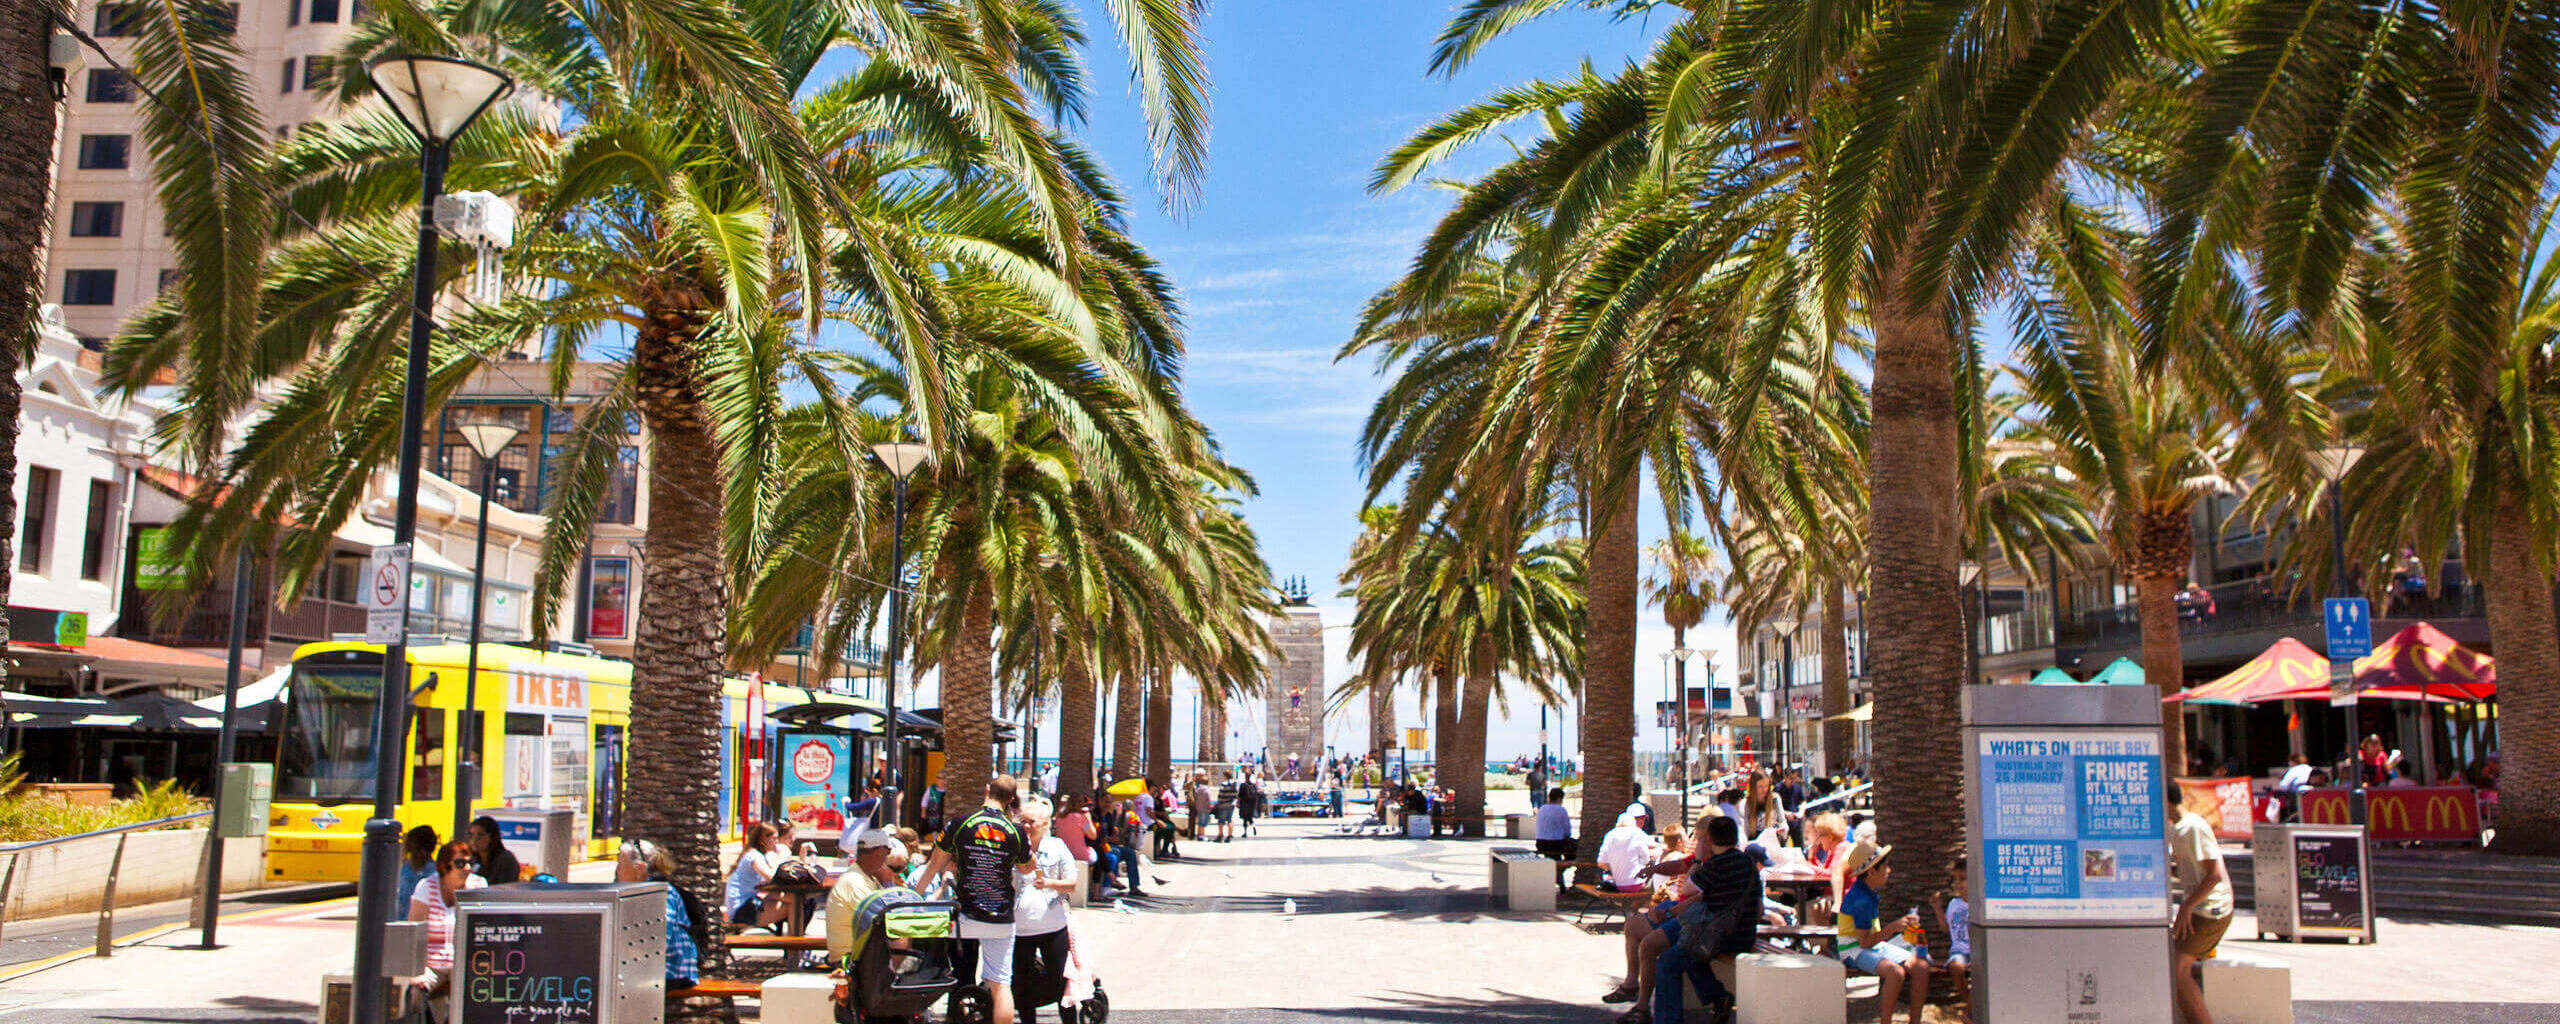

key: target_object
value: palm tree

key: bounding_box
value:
[2152,0,2560,853]
[114,0,1219,890]
[1645,532,1718,776]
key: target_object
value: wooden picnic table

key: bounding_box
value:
[758,871,840,936]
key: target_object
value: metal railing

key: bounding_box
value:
[2067,571,2489,652]
[0,809,212,959]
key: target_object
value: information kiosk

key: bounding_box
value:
[1965,684,2173,1024]
[2250,822,2374,943]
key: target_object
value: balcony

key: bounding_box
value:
[2062,567,2488,668]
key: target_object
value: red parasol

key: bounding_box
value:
[2163,637,2332,704]
[2351,622,2496,700]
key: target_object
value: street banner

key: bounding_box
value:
[1974,729,2170,922]
[2177,776,2255,841]
[2317,785,2480,843]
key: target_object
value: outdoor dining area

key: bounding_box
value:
[2160,622,2499,844]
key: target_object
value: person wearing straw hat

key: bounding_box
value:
[1833,838,1929,1024]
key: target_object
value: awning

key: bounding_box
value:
[334,519,471,574]
[2089,658,2147,687]
[1825,703,1873,722]
[1,690,245,731]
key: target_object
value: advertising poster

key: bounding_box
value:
[776,732,851,833]
[2177,776,2256,841]
[1975,729,2170,922]
[2293,833,2368,932]
[459,911,602,1024]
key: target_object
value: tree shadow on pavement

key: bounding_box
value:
[1101,988,1616,1022]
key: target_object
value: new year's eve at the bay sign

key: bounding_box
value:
[1974,729,2170,923]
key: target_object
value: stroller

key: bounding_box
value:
[833,889,962,1024]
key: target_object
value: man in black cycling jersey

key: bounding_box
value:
[921,775,1036,1024]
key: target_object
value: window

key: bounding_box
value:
[300,55,332,91]
[598,446,639,524]
[20,468,55,573]
[288,0,298,26]
[76,135,130,170]
[307,0,337,22]
[81,480,112,581]
[68,202,123,238]
[585,557,630,639]
[281,57,295,93]
[86,69,134,104]
[95,4,145,36]
[62,269,115,306]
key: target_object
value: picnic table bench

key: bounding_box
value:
[1488,847,1557,911]
[1570,880,1653,925]
[726,933,829,953]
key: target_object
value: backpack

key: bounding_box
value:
[670,882,714,952]
[773,858,827,887]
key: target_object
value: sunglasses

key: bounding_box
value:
[449,859,478,869]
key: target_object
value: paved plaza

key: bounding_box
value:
[0,817,2555,1023]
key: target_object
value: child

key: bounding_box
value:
[1933,855,1972,1024]
[1833,839,1929,1024]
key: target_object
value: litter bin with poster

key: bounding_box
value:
[451,881,668,1024]
[2250,823,2374,943]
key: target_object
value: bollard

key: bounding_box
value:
[96,833,128,958]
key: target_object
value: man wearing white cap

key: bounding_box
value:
[824,827,907,964]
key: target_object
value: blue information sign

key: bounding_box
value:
[2323,597,2372,661]
[1974,729,2170,923]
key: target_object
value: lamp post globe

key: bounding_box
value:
[366,54,513,145]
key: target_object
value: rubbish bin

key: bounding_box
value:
[451,881,668,1024]
[481,807,577,880]
[1407,814,1432,838]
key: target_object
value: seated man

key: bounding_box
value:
[1648,815,1760,1024]
[825,828,909,966]
[1834,839,1928,1024]
[1598,809,1678,1009]
[1533,788,1576,892]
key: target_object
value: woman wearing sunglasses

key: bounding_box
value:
[408,840,488,1013]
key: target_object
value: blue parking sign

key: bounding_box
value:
[2323,598,2372,660]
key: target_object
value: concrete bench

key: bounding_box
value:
[2201,954,2292,1024]
[1735,950,1845,1024]
[1505,812,1532,839]
[1488,848,1556,911]
[760,972,837,1024]
[1068,860,1091,908]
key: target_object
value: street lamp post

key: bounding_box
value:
[870,442,933,824]
[1767,615,1800,773]
[453,415,520,842]
[357,53,512,1024]
[2312,443,2368,780]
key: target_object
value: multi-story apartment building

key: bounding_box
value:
[49,0,365,342]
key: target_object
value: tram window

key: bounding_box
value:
[410,708,446,801]
[458,710,484,802]
[592,725,623,839]
[278,666,381,801]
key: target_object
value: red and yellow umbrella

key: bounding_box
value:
[2351,622,2496,700]
[2164,637,2331,704]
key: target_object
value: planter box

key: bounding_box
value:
[3,827,266,922]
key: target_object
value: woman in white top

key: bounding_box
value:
[409,841,489,1011]
[1011,796,1083,1021]
[725,821,791,929]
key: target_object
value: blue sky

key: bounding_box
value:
[905,2,1743,763]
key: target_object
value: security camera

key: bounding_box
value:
[48,31,83,101]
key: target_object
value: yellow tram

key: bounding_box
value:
[260,639,868,882]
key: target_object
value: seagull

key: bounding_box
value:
[1220,870,1236,879]
[1429,872,1445,883]
[1282,898,1297,916]
[1152,875,1170,886]
[1114,900,1136,916]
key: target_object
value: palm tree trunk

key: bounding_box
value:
[1146,674,1173,787]
[1455,632,1496,836]
[1864,272,1964,928]
[2483,487,2560,854]
[1199,699,1226,762]
[1580,473,1640,864]
[0,3,60,643]
[1432,665,1458,788]
[940,583,999,813]
[623,316,733,949]
[1111,672,1140,782]
[1371,679,1395,767]
[1821,580,1853,776]
[1057,656,1097,805]
[2134,575,2190,776]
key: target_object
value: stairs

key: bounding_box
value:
[2226,846,2560,927]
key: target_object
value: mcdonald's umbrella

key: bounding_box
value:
[2164,637,2331,704]
[2352,622,2498,700]
[2028,667,2081,685]
[1106,777,1149,798]
[2090,659,2147,687]
[1825,703,1873,722]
